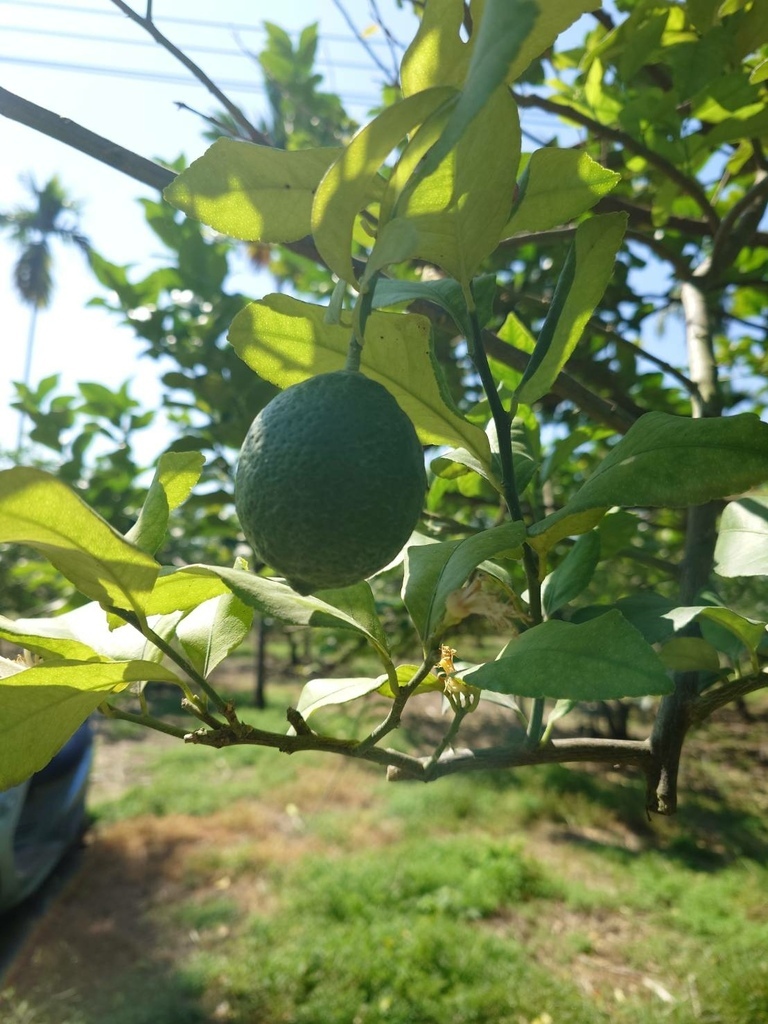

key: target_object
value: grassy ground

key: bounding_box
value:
[2,678,767,1024]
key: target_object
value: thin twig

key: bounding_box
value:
[707,169,768,280]
[690,670,768,725]
[604,328,701,399]
[331,0,397,85]
[512,90,719,232]
[109,0,266,143]
[369,0,403,82]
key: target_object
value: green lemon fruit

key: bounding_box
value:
[235,370,426,593]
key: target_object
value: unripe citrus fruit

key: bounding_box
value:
[235,370,426,593]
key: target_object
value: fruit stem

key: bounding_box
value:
[345,332,363,372]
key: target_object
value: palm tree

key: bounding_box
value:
[0,175,90,452]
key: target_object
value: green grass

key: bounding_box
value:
[5,693,768,1024]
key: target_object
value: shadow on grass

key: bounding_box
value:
[0,821,210,1024]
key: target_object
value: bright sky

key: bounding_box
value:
[0,0,419,462]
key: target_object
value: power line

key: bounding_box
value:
[0,0,397,47]
[0,54,381,107]
[1,23,376,71]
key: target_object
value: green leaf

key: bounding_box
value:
[228,293,491,463]
[504,149,620,234]
[163,139,343,243]
[506,0,602,82]
[401,0,470,95]
[375,663,443,700]
[430,447,503,495]
[516,213,628,406]
[464,610,672,700]
[663,605,766,657]
[714,497,768,577]
[0,602,182,664]
[176,592,254,678]
[541,530,601,617]
[374,88,521,287]
[530,415,768,549]
[0,468,158,615]
[311,87,456,283]
[658,637,721,673]
[0,659,182,789]
[126,450,204,555]
[403,521,526,642]
[290,676,384,730]
[401,1,536,194]
[315,581,391,659]
[144,566,386,656]
[527,508,607,570]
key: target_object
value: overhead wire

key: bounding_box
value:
[0,0,396,46]
[1,23,378,71]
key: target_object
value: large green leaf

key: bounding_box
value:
[311,87,456,283]
[126,451,204,555]
[403,521,526,642]
[371,88,521,288]
[464,610,672,700]
[530,414,768,554]
[516,213,628,406]
[0,602,182,664]
[0,659,182,789]
[714,496,768,577]
[0,468,159,615]
[504,149,620,235]
[228,293,491,463]
[163,139,343,243]
[398,0,536,204]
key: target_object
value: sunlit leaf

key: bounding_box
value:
[126,450,204,555]
[504,150,620,235]
[163,139,343,243]
[176,591,254,678]
[0,659,182,789]
[372,88,521,287]
[290,676,383,731]
[0,602,182,664]
[0,468,158,615]
[311,87,456,283]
